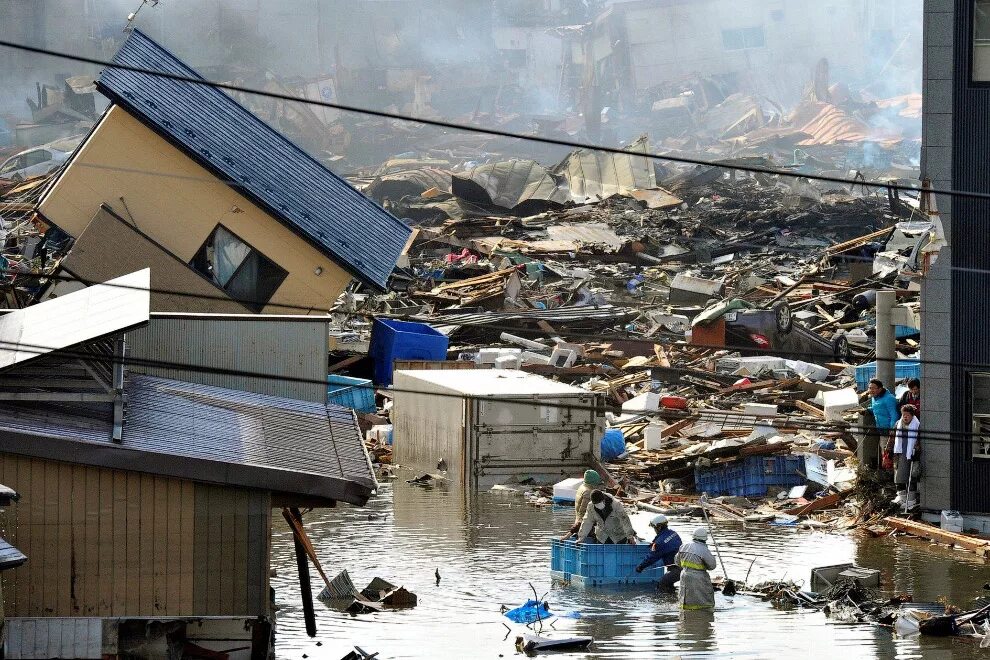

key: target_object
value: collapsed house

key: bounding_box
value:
[35,29,410,314]
[0,270,377,658]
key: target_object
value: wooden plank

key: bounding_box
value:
[219,490,235,615]
[125,472,141,613]
[179,481,195,615]
[166,478,183,616]
[717,379,778,395]
[99,467,113,616]
[794,399,827,419]
[654,344,671,368]
[43,459,59,616]
[328,354,363,373]
[783,492,846,516]
[825,226,896,256]
[112,469,128,614]
[85,465,101,616]
[192,484,208,615]
[885,517,990,557]
[153,476,168,614]
[233,492,249,614]
[207,487,223,614]
[56,462,72,617]
[245,491,264,616]
[139,473,155,614]
[29,458,45,616]
[661,418,696,439]
[434,266,517,292]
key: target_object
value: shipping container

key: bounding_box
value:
[392,369,605,488]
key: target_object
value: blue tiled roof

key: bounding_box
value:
[97,30,409,290]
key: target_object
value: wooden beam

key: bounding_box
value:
[783,491,847,516]
[328,355,363,373]
[884,517,990,557]
[794,399,827,419]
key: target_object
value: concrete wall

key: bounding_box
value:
[38,106,353,314]
[919,0,954,512]
[0,454,272,618]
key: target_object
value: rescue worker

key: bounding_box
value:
[575,490,638,544]
[561,470,603,540]
[675,527,717,610]
[634,514,683,593]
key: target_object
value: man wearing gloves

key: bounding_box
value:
[575,490,638,545]
[675,527,718,610]
[635,515,683,593]
[561,470,603,540]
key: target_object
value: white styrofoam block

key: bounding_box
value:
[644,423,665,450]
[553,477,584,503]
[941,510,964,533]
[822,387,860,421]
[494,355,522,369]
[477,347,522,364]
[784,359,830,382]
[521,351,552,365]
[622,392,661,413]
[743,403,778,418]
[550,347,578,368]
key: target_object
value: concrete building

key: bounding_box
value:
[39,29,410,314]
[918,0,990,524]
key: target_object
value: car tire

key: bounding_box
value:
[832,334,851,362]
[772,301,793,334]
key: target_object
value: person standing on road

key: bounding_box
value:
[635,514,683,593]
[675,528,718,611]
[892,404,921,506]
[574,490,638,545]
[561,470,603,540]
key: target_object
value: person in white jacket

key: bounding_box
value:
[892,404,920,506]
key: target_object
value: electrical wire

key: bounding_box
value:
[0,37,986,203]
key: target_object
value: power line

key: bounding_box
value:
[0,334,981,447]
[0,37,986,203]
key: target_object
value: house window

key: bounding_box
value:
[976,0,990,81]
[190,225,287,312]
[722,26,765,51]
[972,373,990,458]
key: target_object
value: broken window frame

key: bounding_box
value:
[975,0,990,82]
[721,26,765,51]
[190,224,288,313]
[971,373,990,458]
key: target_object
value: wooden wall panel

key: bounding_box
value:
[0,455,268,618]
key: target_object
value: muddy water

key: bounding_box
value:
[271,476,989,659]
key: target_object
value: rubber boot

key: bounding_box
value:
[903,492,918,512]
[892,490,906,505]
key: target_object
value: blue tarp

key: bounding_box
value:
[504,600,581,624]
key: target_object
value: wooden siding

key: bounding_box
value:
[0,455,270,618]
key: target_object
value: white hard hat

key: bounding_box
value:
[693,527,709,542]
[650,514,668,527]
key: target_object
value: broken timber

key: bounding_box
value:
[884,517,990,558]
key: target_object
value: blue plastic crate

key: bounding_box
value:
[854,359,921,391]
[550,539,663,587]
[327,374,376,413]
[696,455,805,497]
[895,325,920,339]
[370,319,449,386]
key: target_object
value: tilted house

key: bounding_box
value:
[38,29,410,314]
[0,271,377,658]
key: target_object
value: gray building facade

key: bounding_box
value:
[920,0,990,514]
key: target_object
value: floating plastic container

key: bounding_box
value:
[553,477,583,504]
[370,319,449,386]
[550,539,663,587]
[600,428,626,462]
[854,359,921,391]
[695,455,805,498]
[327,374,376,412]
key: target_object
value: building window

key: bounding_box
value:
[722,26,765,51]
[190,225,288,312]
[976,0,990,81]
[972,373,990,458]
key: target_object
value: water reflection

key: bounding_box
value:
[271,475,989,659]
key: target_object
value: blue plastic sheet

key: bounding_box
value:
[600,429,625,462]
[504,600,581,624]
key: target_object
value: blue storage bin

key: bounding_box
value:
[370,319,450,386]
[854,359,921,391]
[895,325,920,339]
[550,539,663,587]
[327,374,376,413]
[695,455,805,497]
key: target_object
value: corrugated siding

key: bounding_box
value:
[950,0,990,512]
[98,29,410,289]
[0,456,269,617]
[126,316,328,402]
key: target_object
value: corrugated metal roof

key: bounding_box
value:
[97,30,410,290]
[0,536,26,571]
[0,269,149,372]
[0,375,377,505]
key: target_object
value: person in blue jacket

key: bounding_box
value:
[868,378,899,466]
[634,515,683,593]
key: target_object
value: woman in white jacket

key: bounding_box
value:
[892,404,920,506]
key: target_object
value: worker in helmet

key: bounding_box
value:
[674,527,717,610]
[635,514,683,593]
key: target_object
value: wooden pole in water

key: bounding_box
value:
[293,532,317,637]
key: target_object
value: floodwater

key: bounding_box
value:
[271,475,990,659]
